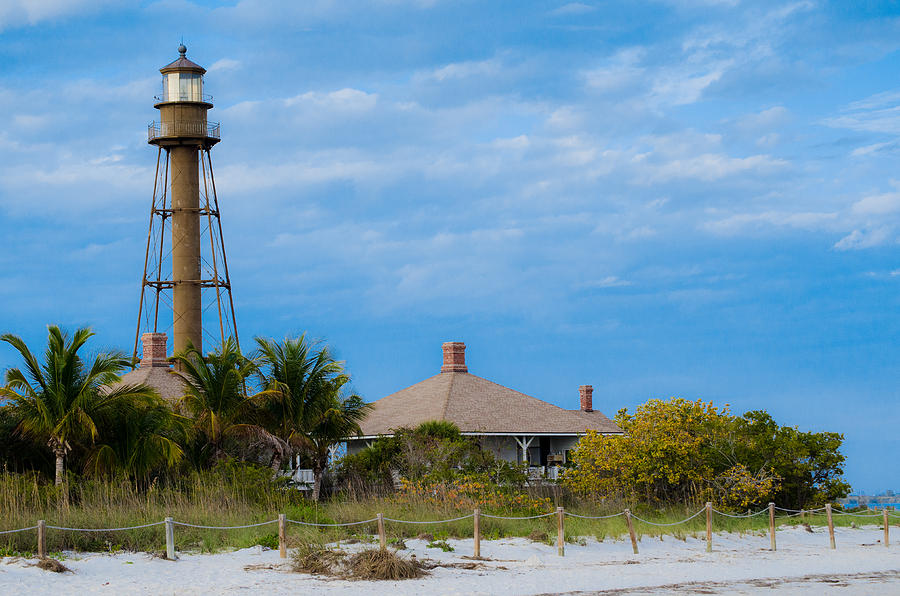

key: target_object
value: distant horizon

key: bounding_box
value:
[1,1,898,492]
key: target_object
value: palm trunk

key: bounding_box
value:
[270,452,282,472]
[312,465,323,502]
[54,448,65,486]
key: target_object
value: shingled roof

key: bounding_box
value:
[111,332,186,402]
[160,45,206,74]
[358,342,621,436]
[116,365,186,402]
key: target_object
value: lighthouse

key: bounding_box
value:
[133,45,238,363]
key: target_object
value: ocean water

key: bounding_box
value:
[840,500,900,510]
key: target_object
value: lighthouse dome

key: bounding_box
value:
[158,45,207,103]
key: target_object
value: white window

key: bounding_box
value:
[163,73,203,101]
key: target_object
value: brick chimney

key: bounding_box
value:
[441,341,468,373]
[579,384,593,412]
[140,332,170,368]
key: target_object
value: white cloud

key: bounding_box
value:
[0,0,116,30]
[825,91,900,134]
[11,114,48,130]
[545,106,584,130]
[851,142,891,157]
[705,211,839,234]
[427,58,501,82]
[550,3,596,16]
[284,88,378,111]
[217,152,386,193]
[623,226,657,240]
[647,152,787,182]
[552,135,597,167]
[68,239,130,261]
[584,0,811,111]
[582,48,645,95]
[735,106,789,131]
[61,76,157,103]
[0,157,149,216]
[756,132,779,147]
[208,58,241,73]
[657,0,739,6]
[579,276,632,288]
[834,228,893,251]
[378,0,442,7]
[491,135,530,150]
[851,191,900,215]
[649,60,731,106]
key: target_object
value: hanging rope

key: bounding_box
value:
[45,521,167,532]
[564,511,625,519]
[382,514,475,524]
[711,507,769,518]
[480,512,556,520]
[630,508,706,526]
[172,520,278,530]
[0,525,38,535]
[286,517,379,527]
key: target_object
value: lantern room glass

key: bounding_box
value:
[162,72,203,102]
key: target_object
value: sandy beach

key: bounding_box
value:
[2,524,897,595]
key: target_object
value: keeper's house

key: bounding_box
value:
[347,342,622,478]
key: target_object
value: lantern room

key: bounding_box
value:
[158,44,208,104]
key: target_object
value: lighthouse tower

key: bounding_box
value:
[133,45,238,362]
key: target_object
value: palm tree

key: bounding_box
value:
[84,400,189,484]
[256,335,370,500]
[171,338,282,466]
[0,326,157,485]
[301,375,370,500]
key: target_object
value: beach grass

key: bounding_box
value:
[0,472,888,554]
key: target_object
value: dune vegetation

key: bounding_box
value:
[0,325,854,555]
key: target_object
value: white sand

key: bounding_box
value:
[2,525,898,594]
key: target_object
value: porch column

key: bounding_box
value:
[514,436,535,465]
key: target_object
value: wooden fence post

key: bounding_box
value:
[706,502,712,553]
[377,513,386,550]
[37,520,46,559]
[884,508,890,548]
[557,507,565,557]
[826,504,835,550]
[278,513,286,559]
[165,516,175,560]
[768,503,776,552]
[473,508,481,559]
[624,509,639,554]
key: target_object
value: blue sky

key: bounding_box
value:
[0,0,898,492]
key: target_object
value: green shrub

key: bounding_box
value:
[254,534,278,549]
[426,539,454,552]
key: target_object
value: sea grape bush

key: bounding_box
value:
[391,476,552,514]
[711,464,779,510]
[337,420,527,490]
[336,421,543,511]
[562,398,849,510]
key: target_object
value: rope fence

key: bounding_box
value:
[383,513,474,524]
[286,517,378,527]
[172,520,278,530]
[564,511,625,519]
[45,521,167,532]
[631,508,705,526]
[832,509,887,517]
[481,512,556,520]
[711,507,769,518]
[2,501,894,561]
[0,525,38,535]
